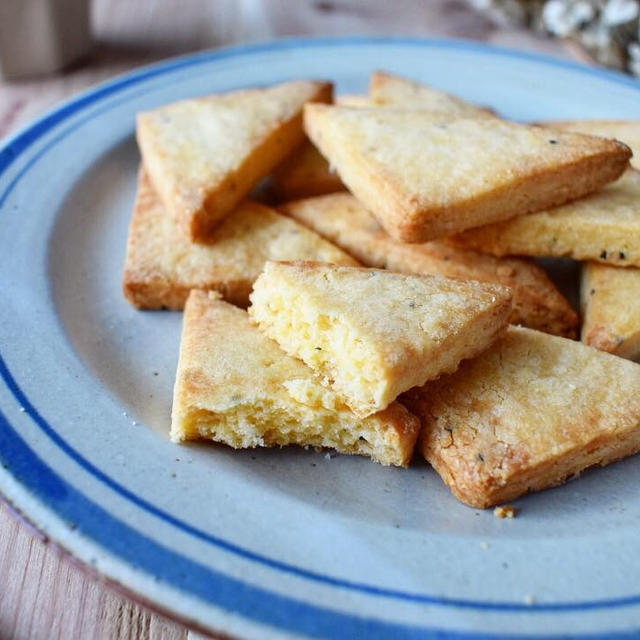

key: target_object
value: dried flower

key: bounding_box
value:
[471,0,640,76]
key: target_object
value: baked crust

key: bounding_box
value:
[279,193,578,337]
[369,71,496,116]
[403,325,640,507]
[122,169,357,309]
[137,80,332,240]
[171,290,420,466]
[581,262,640,359]
[452,170,640,267]
[304,104,631,242]
[249,261,511,417]
[542,120,640,170]
[269,140,345,201]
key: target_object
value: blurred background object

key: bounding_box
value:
[0,0,91,79]
[471,0,640,75]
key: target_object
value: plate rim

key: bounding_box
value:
[2,35,640,638]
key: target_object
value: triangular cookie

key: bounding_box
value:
[304,104,631,242]
[122,169,357,310]
[267,93,370,201]
[137,80,332,240]
[452,170,640,267]
[581,262,640,359]
[268,76,490,203]
[370,71,495,116]
[542,120,640,170]
[279,193,578,337]
[403,325,640,507]
[249,262,512,417]
[171,291,419,467]
[269,140,345,201]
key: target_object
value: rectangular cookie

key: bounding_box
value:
[451,170,640,267]
[137,80,332,239]
[279,193,578,337]
[581,262,640,359]
[249,261,511,418]
[171,290,420,467]
[122,169,357,310]
[304,104,630,242]
[403,325,640,508]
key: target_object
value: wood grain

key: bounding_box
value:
[0,1,574,638]
[0,502,190,640]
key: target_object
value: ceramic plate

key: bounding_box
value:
[1,38,640,639]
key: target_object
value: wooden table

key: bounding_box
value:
[0,2,576,638]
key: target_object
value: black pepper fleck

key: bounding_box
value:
[315,1,334,12]
[619,251,626,260]
[477,453,485,462]
[549,139,558,144]
[600,250,608,259]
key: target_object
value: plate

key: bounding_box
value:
[1,37,640,639]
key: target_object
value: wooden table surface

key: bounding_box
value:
[0,2,576,638]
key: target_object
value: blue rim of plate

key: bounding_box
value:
[1,36,640,638]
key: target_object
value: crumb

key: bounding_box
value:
[132,421,138,426]
[171,473,177,478]
[325,452,334,460]
[494,505,517,519]
[19,407,25,413]
[122,411,128,417]
[524,594,536,605]
[480,541,489,550]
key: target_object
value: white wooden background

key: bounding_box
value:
[0,1,574,638]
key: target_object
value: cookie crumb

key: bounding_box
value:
[19,407,25,413]
[480,541,489,550]
[494,505,517,519]
[524,594,536,605]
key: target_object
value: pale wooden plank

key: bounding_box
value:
[0,502,189,640]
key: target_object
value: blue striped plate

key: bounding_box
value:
[1,37,640,639]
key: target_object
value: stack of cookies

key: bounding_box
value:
[123,72,640,509]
